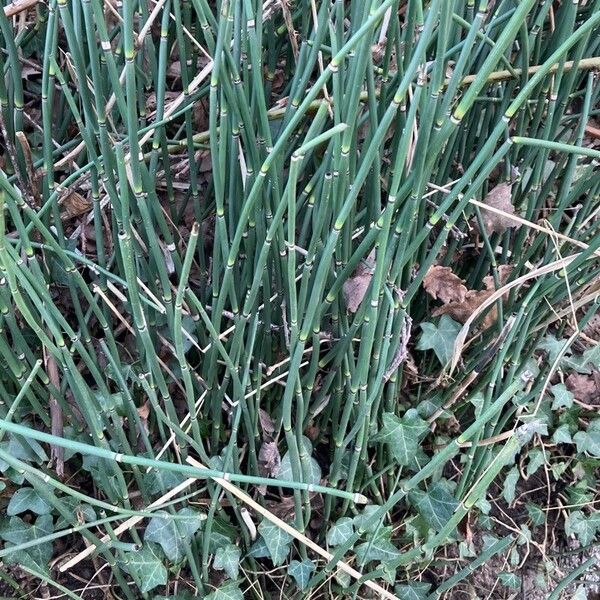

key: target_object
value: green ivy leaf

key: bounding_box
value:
[144,508,204,563]
[526,503,546,527]
[550,384,574,410]
[81,455,123,500]
[373,409,428,468]
[145,469,187,495]
[213,544,241,580]
[0,515,54,576]
[352,505,380,533]
[0,435,48,473]
[573,584,588,600]
[206,582,244,600]
[573,430,600,457]
[355,526,401,564]
[94,391,126,415]
[288,559,315,590]
[417,315,461,365]
[276,436,321,485]
[537,335,569,365]
[208,516,237,553]
[7,488,52,516]
[409,481,458,532]
[502,467,519,504]
[565,511,600,546]
[526,448,545,477]
[120,544,167,593]
[326,517,354,546]
[552,424,573,444]
[247,536,270,558]
[258,520,292,566]
[499,572,520,589]
[56,498,97,529]
[394,582,431,600]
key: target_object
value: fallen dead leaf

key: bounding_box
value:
[258,441,281,478]
[145,91,179,115]
[566,373,599,404]
[433,290,494,324]
[343,249,376,313]
[423,265,468,304]
[583,314,600,339]
[427,265,514,329]
[258,409,276,439]
[482,265,514,290]
[481,182,519,235]
[137,402,150,435]
[60,189,91,219]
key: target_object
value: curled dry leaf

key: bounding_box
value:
[433,290,494,325]
[343,250,376,313]
[60,190,92,219]
[137,401,150,435]
[566,373,599,404]
[258,441,281,479]
[482,265,514,290]
[481,182,519,235]
[428,265,513,329]
[423,266,468,304]
[258,409,276,439]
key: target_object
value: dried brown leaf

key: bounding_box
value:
[258,441,281,478]
[137,401,150,434]
[343,250,376,313]
[482,265,514,290]
[60,190,91,219]
[423,265,468,304]
[566,373,599,404]
[258,409,276,438]
[481,182,518,235]
[432,289,495,324]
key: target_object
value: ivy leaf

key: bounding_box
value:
[94,391,126,415]
[372,409,428,467]
[0,435,48,473]
[276,436,321,485]
[526,448,545,477]
[395,582,431,600]
[288,559,315,590]
[326,517,354,546]
[417,315,461,365]
[526,503,546,527]
[565,511,600,546]
[213,544,241,580]
[499,572,520,589]
[258,520,292,566]
[145,469,186,495]
[247,536,270,558]
[537,335,569,365]
[206,582,244,600]
[56,497,97,529]
[208,516,236,553]
[355,526,401,564]
[7,488,52,516]
[573,430,600,457]
[120,544,167,593]
[573,585,589,600]
[0,515,54,575]
[409,481,458,532]
[550,384,574,410]
[144,508,204,563]
[81,455,123,500]
[352,505,380,533]
[552,424,573,444]
[502,467,519,504]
